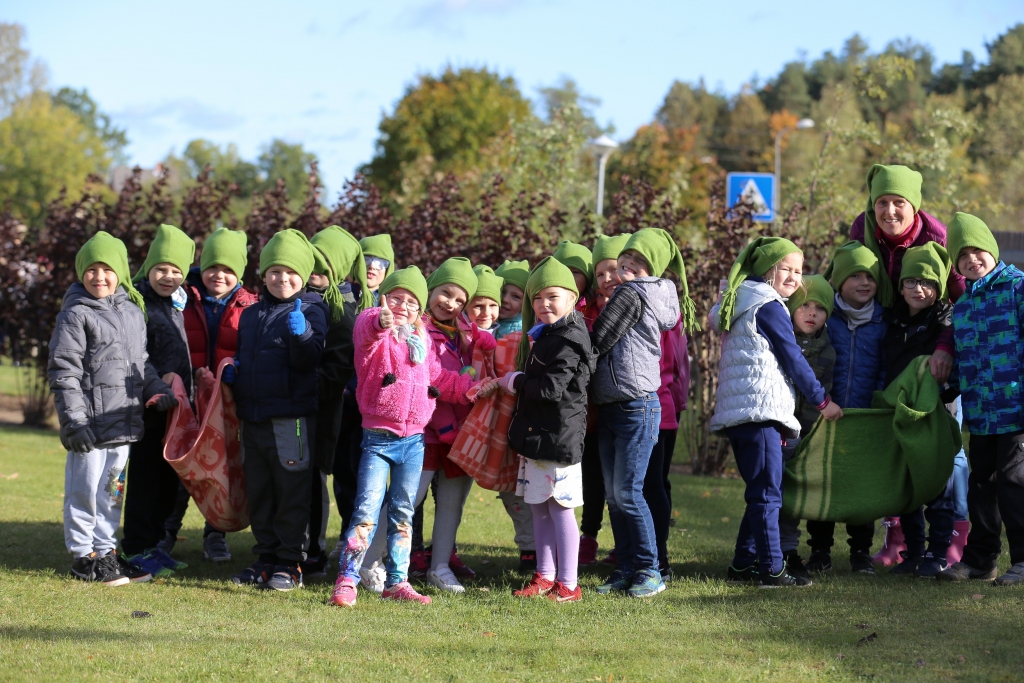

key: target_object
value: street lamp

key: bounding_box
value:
[773,118,814,223]
[590,134,619,219]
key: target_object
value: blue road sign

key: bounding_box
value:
[726,172,775,222]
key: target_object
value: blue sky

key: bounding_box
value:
[5,1,1023,196]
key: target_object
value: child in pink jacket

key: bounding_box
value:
[330,266,494,607]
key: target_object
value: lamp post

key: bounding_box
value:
[590,134,619,220]
[773,118,814,223]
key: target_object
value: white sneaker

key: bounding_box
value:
[427,565,465,594]
[328,540,345,561]
[358,560,386,594]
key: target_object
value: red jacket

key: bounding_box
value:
[183,282,258,371]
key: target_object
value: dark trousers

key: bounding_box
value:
[331,412,363,538]
[660,417,680,510]
[165,484,223,539]
[900,474,955,558]
[241,416,315,565]
[963,430,1024,568]
[727,421,784,575]
[644,428,674,569]
[121,421,180,555]
[411,474,438,552]
[305,468,330,560]
[580,431,605,538]
[805,520,874,555]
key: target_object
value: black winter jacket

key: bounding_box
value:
[311,282,359,472]
[234,288,329,422]
[883,300,954,388]
[508,311,597,465]
[138,280,193,429]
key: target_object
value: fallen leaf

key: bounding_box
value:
[131,611,152,618]
[176,536,188,541]
[721,517,730,523]
[836,653,845,660]
[672,510,680,517]
[985,650,991,654]
[701,491,711,498]
[713,487,722,493]
[958,655,966,663]
[972,593,984,600]
[856,624,871,629]
[5,472,19,480]
[856,632,878,645]
[480,559,490,565]
[478,587,490,592]
[915,659,926,667]
[483,631,496,637]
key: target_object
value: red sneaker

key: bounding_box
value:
[382,581,432,604]
[449,551,476,579]
[408,549,430,579]
[329,576,357,607]
[513,573,555,597]
[600,547,618,566]
[578,534,599,566]
[546,581,582,603]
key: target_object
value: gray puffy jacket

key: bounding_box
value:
[591,278,680,404]
[48,283,169,450]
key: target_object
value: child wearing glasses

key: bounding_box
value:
[359,234,395,306]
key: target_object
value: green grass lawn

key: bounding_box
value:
[1,424,1022,682]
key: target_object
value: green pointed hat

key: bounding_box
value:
[823,241,881,292]
[200,228,248,280]
[259,229,318,285]
[495,259,530,292]
[786,274,835,318]
[623,228,700,332]
[719,236,801,331]
[133,224,195,282]
[947,212,1000,276]
[75,231,146,313]
[861,164,923,306]
[552,240,594,289]
[380,266,429,312]
[312,225,374,319]
[900,242,951,300]
[426,257,477,300]
[360,234,395,276]
[515,256,579,370]
[472,264,504,304]
[592,234,630,264]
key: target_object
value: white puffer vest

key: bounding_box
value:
[709,281,801,435]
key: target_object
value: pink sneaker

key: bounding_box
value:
[381,581,432,604]
[578,534,599,566]
[329,576,357,607]
[448,552,476,579]
[947,520,970,565]
[408,550,430,579]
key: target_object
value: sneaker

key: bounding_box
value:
[381,581,432,604]
[92,553,130,587]
[937,561,999,582]
[448,552,475,579]
[111,551,152,583]
[915,554,949,579]
[726,564,759,584]
[595,569,633,594]
[328,539,345,561]
[518,550,537,573]
[627,568,667,598]
[759,568,812,588]
[547,581,582,603]
[124,549,175,579]
[151,548,188,572]
[578,535,599,566]
[994,561,1024,586]
[850,550,875,575]
[156,530,176,554]
[806,550,833,572]
[408,549,430,579]
[600,547,618,566]
[203,532,232,562]
[890,551,921,577]
[262,565,302,592]
[427,565,465,594]
[70,553,100,582]
[231,560,272,586]
[329,576,358,607]
[784,552,810,580]
[301,555,328,581]
[513,573,555,597]
[358,560,386,594]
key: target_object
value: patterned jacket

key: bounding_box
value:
[953,262,1024,435]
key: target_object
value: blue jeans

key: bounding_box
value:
[727,421,784,575]
[598,394,661,574]
[952,397,969,521]
[338,430,423,587]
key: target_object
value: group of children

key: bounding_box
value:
[49,161,1024,599]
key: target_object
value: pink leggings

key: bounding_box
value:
[531,498,580,590]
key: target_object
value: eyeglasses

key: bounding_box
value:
[366,256,390,272]
[902,278,938,291]
[386,295,420,314]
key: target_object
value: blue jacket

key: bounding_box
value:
[234,289,329,422]
[827,299,887,409]
[953,262,1024,435]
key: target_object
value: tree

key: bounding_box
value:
[0,23,46,116]
[968,23,1024,90]
[52,87,129,164]
[258,139,317,199]
[655,80,726,157]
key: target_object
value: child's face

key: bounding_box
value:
[499,284,523,320]
[307,272,330,289]
[148,263,183,298]
[383,287,420,326]
[873,194,916,237]
[793,302,828,335]
[82,262,118,299]
[902,278,938,312]
[957,247,996,282]
[428,284,468,322]
[839,271,877,309]
[202,266,239,298]
[618,251,651,282]
[468,296,500,330]
[264,266,303,300]
[570,269,589,295]
[769,252,804,298]
[533,286,575,324]
[365,256,389,290]
[594,258,621,299]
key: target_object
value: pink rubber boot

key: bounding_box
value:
[872,517,906,567]
[946,520,970,565]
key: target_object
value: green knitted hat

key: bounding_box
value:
[861,164,923,306]
[427,257,478,300]
[553,240,594,288]
[472,264,504,304]
[787,274,835,318]
[947,212,1000,276]
[900,243,951,300]
[622,228,699,332]
[823,241,881,292]
[259,229,318,285]
[312,225,374,318]
[592,234,630,265]
[495,259,530,292]
[134,224,195,282]
[75,231,146,313]
[719,237,801,331]
[360,234,395,276]
[200,228,248,280]
[515,256,579,370]
[380,265,429,312]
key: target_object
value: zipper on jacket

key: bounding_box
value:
[296,419,304,460]
[251,306,265,421]
[112,301,135,442]
[844,327,856,407]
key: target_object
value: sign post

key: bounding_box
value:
[726,172,775,223]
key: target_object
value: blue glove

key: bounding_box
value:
[222,360,238,384]
[287,299,308,336]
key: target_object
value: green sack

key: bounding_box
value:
[783,356,960,525]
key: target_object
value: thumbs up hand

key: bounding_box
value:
[287,299,308,336]
[379,304,394,329]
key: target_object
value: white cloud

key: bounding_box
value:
[113,99,244,133]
